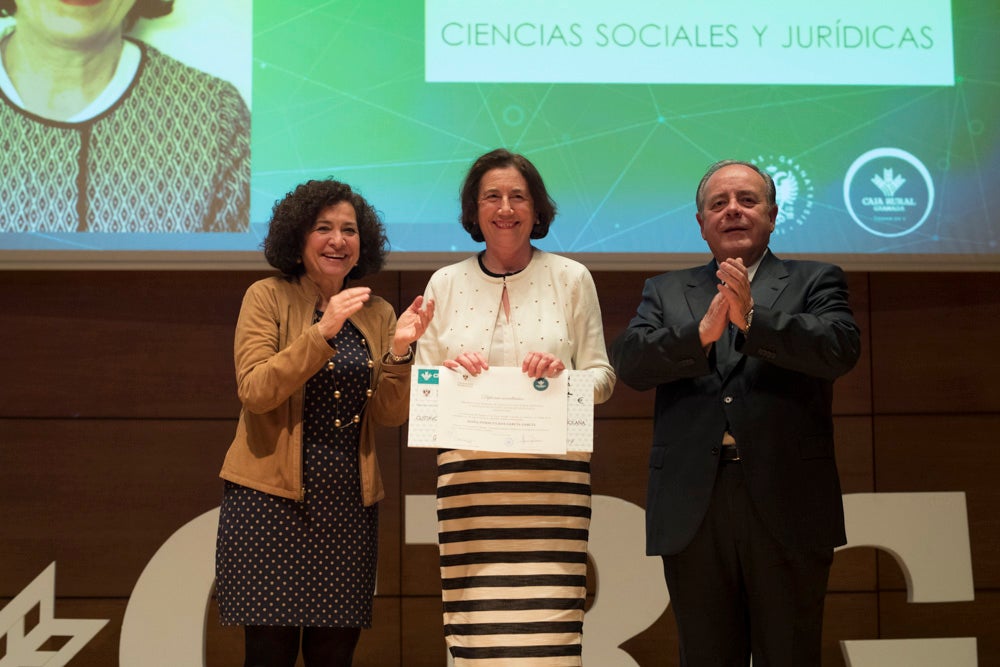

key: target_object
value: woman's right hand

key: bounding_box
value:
[318,286,371,339]
[443,351,490,376]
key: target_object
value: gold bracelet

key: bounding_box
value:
[386,346,413,363]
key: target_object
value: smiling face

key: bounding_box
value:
[477,166,536,255]
[13,0,137,48]
[696,163,777,266]
[301,201,360,294]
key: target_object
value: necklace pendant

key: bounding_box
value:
[366,388,373,398]
[334,418,342,428]
[334,390,341,399]
[352,414,361,424]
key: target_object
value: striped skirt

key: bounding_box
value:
[437,449,592,666]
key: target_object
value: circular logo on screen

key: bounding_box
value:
[843,148,934,238]
[753,155,814,236]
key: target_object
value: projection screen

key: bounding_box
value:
[1,0,997,270]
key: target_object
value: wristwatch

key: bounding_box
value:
[742,307,754,335]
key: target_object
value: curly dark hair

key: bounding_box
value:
[0,0,173,31]
[263,179,389,282]
[459,148,557,243]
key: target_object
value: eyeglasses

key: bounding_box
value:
[479,192,532,208]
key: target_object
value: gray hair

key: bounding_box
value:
[695,159,777,212]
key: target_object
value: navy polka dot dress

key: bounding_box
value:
[215,319,378,627]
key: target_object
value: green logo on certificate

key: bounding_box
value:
[533,378,549,391]
[418,368,440,385]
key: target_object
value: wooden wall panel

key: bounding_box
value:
[831,416,877,592]
[821,593,880,667]
[873,415,1000,589]
[373,425,404,596]
[0,421,403,597]
[878,591,999,662]
[836,416,875,495]
[0,268,995,666]
[879,590,1000,667]
[0,270,397,419]
[618,605,679,666]
[593,270,657,420]
[204,603,244,666]
[401,597,450,667]
[398,421,440,598]
[0,270,263,418]
[591,418,653,508]
[869,272,1000,414]
[0,418,233,596]
[836,272,873,416]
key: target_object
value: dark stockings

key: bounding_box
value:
[244,625,361,667]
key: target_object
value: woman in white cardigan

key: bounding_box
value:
[415,148,616,666]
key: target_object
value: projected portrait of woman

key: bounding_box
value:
[0,0,250,233]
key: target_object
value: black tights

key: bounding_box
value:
[244,625,361,667]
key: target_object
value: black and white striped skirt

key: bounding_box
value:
[437,449,592,666]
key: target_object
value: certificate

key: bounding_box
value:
[408,366,595,453]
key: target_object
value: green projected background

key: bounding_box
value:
[251,0,999,262]
[1,1,995,265]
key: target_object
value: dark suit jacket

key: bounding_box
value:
[610,252,861,556]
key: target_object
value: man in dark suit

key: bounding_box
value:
[609,159,861,666]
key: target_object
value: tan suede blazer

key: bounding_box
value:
[219,275,411,505]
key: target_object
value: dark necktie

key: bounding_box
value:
[717,323,738,377]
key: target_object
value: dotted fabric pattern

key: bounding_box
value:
[215,320,378,627]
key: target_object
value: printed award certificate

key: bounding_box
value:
[408,366,594,453]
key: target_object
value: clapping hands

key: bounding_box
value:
[391,296,435,356]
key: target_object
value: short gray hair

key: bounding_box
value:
[695,159,776,212]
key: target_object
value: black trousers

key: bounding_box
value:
[661,461,833,667]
